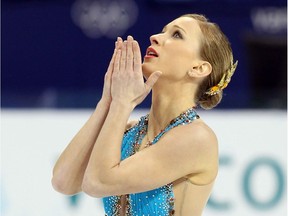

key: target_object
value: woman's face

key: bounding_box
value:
[142,17,203,80]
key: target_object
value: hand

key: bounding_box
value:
[100,37,123,106]
[111,36,162,108]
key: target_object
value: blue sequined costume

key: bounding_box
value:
[103,108,199,216]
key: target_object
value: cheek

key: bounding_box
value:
[167,54,193,72]
[166,45,196,65]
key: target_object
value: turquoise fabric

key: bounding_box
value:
[103,108,199,216]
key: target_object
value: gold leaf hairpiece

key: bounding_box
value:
[205,58,238,96]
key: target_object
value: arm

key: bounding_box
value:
[52,38,122,195]
[81,36,217,198]
[81,36,162,196]
[83,113,218,198]
[52,100,110,195]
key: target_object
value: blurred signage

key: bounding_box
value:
[251,7,287,34]
[152,0,286,2]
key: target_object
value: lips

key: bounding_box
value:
[145,47,158,58]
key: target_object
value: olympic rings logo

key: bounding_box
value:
[71,0,139,39]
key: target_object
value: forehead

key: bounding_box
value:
[165,17,202,37]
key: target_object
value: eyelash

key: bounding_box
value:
[160,30,183,39]
[172,30,182,39]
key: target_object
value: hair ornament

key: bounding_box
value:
[205,58,238,96]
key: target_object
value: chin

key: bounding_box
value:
[142,65,153,80]
[143,71,151,80]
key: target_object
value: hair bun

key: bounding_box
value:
[199,91,223,110]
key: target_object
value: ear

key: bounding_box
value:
[188,61,212,78]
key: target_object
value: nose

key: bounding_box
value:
[149,34,160,45]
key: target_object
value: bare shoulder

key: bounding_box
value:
[173,118,218,148]
[189,119,218,158]
[167,118,218,180]
[183,119,218,184]
[189,119,217,144]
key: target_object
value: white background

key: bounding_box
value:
[1,109,287,216]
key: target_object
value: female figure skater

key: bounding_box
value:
[52,14,238,216]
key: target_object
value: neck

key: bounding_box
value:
[147,80,197,137]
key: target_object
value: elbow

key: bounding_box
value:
[81,175,106,198]
[51,176,69,194]
[51,175,80,196]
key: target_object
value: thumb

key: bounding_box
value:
[145,71,162,90]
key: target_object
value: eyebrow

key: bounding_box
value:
[162,24,187,34]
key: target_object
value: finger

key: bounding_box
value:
[106,41,118,74]
[132,40,142,72]
[116,37,123,49]
[126,35,134,70]
[145,71,162,90]
[108,37,122,69]
[104,70,112,89]
[113,48,121,74]
[120,40,127,72]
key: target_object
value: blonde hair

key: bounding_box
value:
[181,14,236,110]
